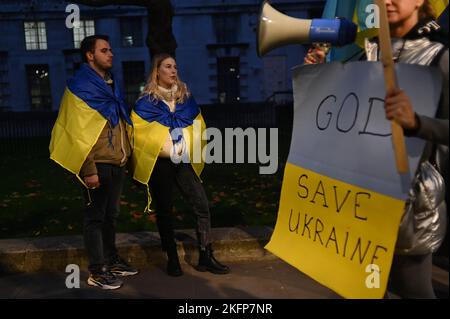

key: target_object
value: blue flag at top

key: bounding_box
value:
[322,0,376,62]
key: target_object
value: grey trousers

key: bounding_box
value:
[149,158,211,251]
[388,253,436,299]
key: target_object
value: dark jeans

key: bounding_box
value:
[149,158,211,251]
[83,163,126,273]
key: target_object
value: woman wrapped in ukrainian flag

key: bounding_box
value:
[130,53,230,277]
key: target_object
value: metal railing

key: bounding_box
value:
[0,102,293,155]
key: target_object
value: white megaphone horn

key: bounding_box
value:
[257,0,357,56]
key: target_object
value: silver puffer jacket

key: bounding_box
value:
[364,21,448,255]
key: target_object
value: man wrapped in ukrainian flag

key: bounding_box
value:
[49,35,138,290]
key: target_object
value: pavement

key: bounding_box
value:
[0,259,342,299]
[0,226,448,299]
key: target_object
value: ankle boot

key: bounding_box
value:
[197,244,230,274]
[166,248,183,277]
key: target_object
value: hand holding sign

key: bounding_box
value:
[384,88,418,131]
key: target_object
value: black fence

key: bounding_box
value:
[0,102,294,156]
[0,111,57,138]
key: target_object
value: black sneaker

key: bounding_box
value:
[87,271,123,290]
[107,256,139,277]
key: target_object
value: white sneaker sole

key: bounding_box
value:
[87,277,122,290]
[110,270,139,277]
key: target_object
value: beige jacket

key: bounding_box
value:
[80,119,131,177]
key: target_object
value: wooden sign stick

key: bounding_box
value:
[375,0,409,174]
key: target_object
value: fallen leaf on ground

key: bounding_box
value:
[212,196,221,203]
[130,211,143,220]
[147,214,157,223]
[25,180,41,188]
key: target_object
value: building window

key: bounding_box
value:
[217,57,240,103]
[122,61,145,106]
[0,52,10,111]
[263,55,287,101]
[213,14,240,43]
[120,18,143,47]
[64,49,82,78]
[26,65,52,111]
[24,22,47,50]
[73,20,95,49]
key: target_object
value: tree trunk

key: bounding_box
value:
[146,1,177,58]
[68,0,177,59]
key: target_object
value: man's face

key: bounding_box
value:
[87,39,113,71]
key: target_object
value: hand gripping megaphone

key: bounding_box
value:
[257,0,358,56]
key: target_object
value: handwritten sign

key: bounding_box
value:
[266,62,442,298]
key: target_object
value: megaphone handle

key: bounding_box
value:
[375,0,409,175]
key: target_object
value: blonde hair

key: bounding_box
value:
[140,53,190,104]
[419,0,436,20]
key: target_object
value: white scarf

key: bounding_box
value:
[157,84,178,102]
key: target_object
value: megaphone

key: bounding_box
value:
[257,0,357,56]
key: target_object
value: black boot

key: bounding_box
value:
[197,244,230,274]
[166,248,183,277]
[156,214,182,277]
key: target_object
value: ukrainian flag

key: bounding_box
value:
[49,64,132,181]
[432,0,449,18]
[130,94,206,211]
[323,0,449,61]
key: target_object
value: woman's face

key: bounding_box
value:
[385,0,423,25]
[157,57,177,89]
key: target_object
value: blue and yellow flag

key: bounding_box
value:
[432,0,449,18]
[49,64,131,179]
[324,0,449,61]
[130,94,206,211]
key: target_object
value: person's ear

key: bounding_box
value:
[86,51,94,63]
